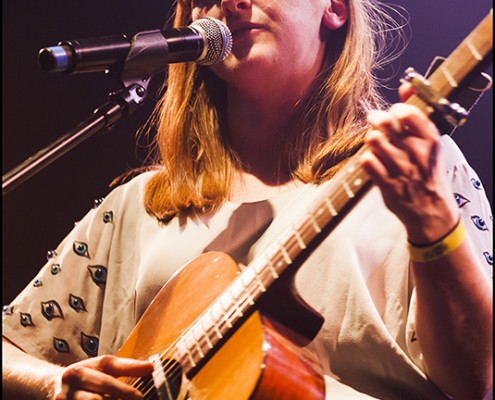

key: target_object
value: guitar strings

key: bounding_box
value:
[129,268,276,398]
[125,257,286,398]
[106,13,492,397]
[125,160,369,398]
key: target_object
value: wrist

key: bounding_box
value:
[408,218,466,263]
[405,204,460,246]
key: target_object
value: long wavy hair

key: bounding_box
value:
[142,0,406,221]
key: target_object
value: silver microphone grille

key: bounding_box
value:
[190,17,232,66]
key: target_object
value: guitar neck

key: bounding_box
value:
[170,9,493,376]
[409,10,493,113]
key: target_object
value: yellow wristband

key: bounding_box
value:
[408,219,466,263]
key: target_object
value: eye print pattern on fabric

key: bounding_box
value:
[471,215,489,231]
[455,175,494,269]
[470,178,483,190]
[69,294,87,312]
[0,201,115,358]
[53,337,70,353]
[3,305,14,315]
[81,332,99,357]
[20,313,34,327]
[46,250,57,260]
[51,264,61,275]
[73,241,90,258]
[41,301,64,321]
[103,211,113,223]
[453,192,470,208]
[93,198,105,208]
[87,265,108,285]
[483,252,493,266]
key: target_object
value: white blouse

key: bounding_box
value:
[3,135,492,399]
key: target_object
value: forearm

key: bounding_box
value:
[2,338,63,400]
[412,239,493,400]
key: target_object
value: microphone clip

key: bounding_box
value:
[116,29,169,90]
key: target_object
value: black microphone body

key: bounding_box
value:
[38,17,232,74]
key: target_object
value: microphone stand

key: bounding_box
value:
[2,29,169,196]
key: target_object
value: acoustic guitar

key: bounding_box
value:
[115,10,493,400]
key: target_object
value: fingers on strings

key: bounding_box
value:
[364,104,442,183]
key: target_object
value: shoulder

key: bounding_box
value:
[440,134,490,196]
[440,134,489,196]
[102,169,159,208]
[440,135,493,271]
[440,134,470,171]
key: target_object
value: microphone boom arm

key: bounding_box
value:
[2,30,172,196]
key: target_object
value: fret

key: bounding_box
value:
[265,254,280,278]
[240,269,259,302]
[217,296,233,328]
[230,281,243,300]
[293,226,307,249]
[149,353,165,385]
[428,11,492,97]
[208,309,223,338]
[465,39,483,60]
[308,213,322,233]
[223,307,237,329]
[236,292,254,313]
[439,63,459,88]
[279,243,293,264]
[342,179,355,198]
[200,318,214,349]
[252,260,274,286]
[220,292,233,312]
[324,198,338,216]
[231,290,244,318]
[245,290,255,305]
[240,268,253,287]
[176,337,197,367]
[149,354,174,400]
[185,332,203,362]
[252,258,265,274]
[252,268,267,292]
[209,303,223,324]
[255,277,267,292]
[194,341,205,359]
[223,314,233,328]
[198,312,215,348]
[191,325,206,358]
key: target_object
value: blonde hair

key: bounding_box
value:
[142,0,406,221]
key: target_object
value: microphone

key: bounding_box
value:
[38,17,233,74]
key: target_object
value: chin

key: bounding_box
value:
[214,47,279,80]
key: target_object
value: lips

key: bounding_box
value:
[229,21,264,40]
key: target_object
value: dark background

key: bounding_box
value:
[3,1,493,306]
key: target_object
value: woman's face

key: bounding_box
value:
[189,0,345,92]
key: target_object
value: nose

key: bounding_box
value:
[221,0,252,16]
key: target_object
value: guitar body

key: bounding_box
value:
[116,251,325,399]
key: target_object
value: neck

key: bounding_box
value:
[225,85,305,183]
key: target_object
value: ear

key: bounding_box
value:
[323,0,348,31]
